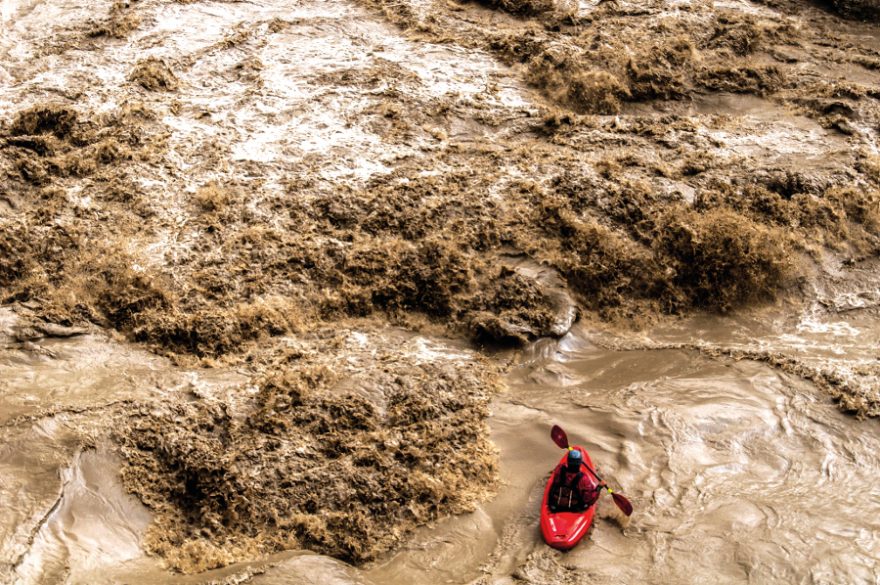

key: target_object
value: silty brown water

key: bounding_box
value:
[365,299,880,585]
[3,298,880,584]
[2,0,880,582]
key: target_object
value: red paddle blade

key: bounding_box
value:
[612,492,633,516]
[550,425,569,449]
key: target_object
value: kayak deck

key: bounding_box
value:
[540,446,599,551]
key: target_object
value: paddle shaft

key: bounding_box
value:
[578,456,606,488]
[567,447,609,492]
[575,449,632,515]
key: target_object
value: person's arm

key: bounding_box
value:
[551,464,565,489]
[578,474,594,492]
[548,465,564,511]
[580,475,600,506]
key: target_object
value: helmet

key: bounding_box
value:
[566,449,582,471]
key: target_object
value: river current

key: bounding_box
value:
[2,0,880,582]
[2,296,879,584]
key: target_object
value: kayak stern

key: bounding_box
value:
[542,510,593,550]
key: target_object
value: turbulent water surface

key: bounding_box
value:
[3,295,880,584]
[2,0,880,582]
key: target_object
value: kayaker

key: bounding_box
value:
[548,449,604,512]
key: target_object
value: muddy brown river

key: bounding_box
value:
[3,0,880,582]
[3,295,880,584]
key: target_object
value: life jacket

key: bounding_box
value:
[550,469,586,511]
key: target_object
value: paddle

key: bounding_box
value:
[551,424,633,517]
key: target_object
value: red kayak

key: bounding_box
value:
[540,446,599,550]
